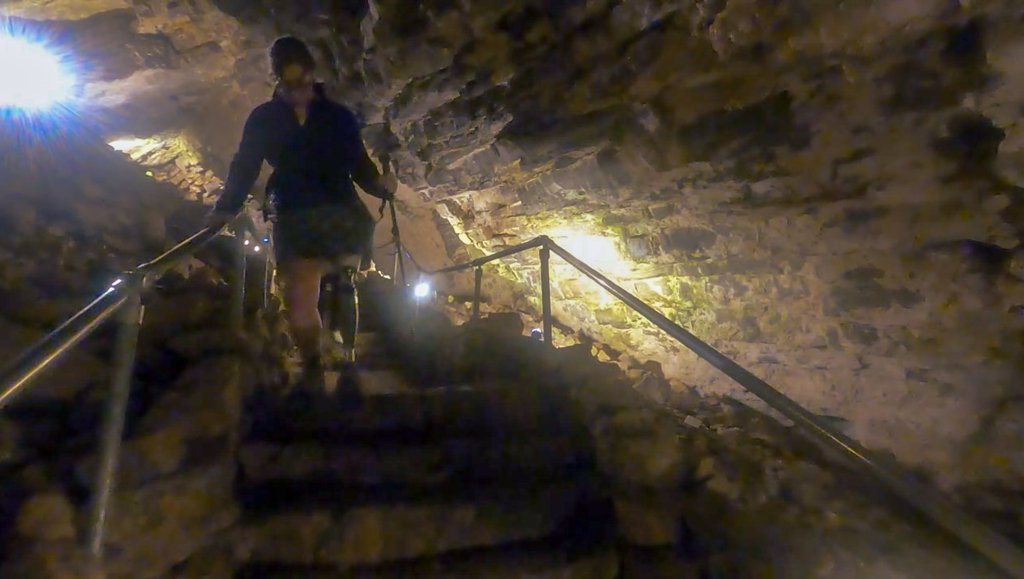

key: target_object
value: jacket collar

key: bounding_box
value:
[272,81,328,102]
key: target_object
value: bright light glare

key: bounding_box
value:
[253,245,262,253]
[548,227,630,277]
[0,35,74,110]
[413,282,431,299]
[243,239,251,246]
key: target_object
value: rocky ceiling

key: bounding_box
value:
[4,0,1024,493]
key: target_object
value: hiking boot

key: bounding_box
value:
[296,358,326,391]
[334,364,362,406]
[340,345,357,366]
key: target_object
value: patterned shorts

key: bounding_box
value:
[272,202,375,266]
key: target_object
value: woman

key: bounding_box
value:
[208,36,396,389]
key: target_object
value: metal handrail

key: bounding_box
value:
[136,226,223,274]
[414,234,1024,578]
[0,221,248,561]
[0,226,225,409]
[0,288,127,409]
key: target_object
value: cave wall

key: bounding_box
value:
[4,0,1024,491]
[350,1,1024,490]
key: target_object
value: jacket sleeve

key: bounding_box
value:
[345,110,391,200]
[352,142,391,200]
[214,108,267,213]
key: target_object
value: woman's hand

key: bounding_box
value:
[380,172,398,200]
[205,209,236,232]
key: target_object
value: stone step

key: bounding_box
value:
[322,332,396,371]
[237,469,603,515]
[246,383,583,443]
[236,482,591,569]
[620,547,704,579]
[239,435,593,488]
[237,545,619,578]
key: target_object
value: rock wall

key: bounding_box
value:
[389,310,1009,578]
[0,119,285,578]
[356,1,1024,493]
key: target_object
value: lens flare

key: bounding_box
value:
[0,34,74,110]
[413,282,431,299]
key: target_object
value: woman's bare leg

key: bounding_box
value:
[278,258,328,366]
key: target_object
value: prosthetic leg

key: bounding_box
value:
[329,265,359,364]
[323,261,361,401]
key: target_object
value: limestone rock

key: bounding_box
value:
[0,321,110,406]
[695,456,744,502]
[240,435,588,487]
[77,426,188,489]
[621,548,702,579]
[592,409,686,490]
[0,540,95,579]
[15,492,78,542]
[243,485,580,568]
[137,355,243,441]
[166,542,236,579]
[0,416,26,466]
[103,465,239,579]
[613,494,684,547]
[165,328,256,360]
[466,312,526,337]
[348,549,621,579]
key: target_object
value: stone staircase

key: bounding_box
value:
[1,269,1001,578]
[232,327,623,579]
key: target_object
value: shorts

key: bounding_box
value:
[272,201,375,267]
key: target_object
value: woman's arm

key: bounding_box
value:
[213,108,268,215]
[352,142,395,200]
[343,108,395,200]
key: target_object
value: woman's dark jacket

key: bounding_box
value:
[214,84,387,215]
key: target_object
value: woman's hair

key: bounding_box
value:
[270,36,316,77]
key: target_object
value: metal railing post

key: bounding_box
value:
[230,222,246,332]
[472,268,483,319]
[262,249,272,310]
[539,245,553,345]
[390,202,407,288]
[393,247,401,287]
[86,277,144,558]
